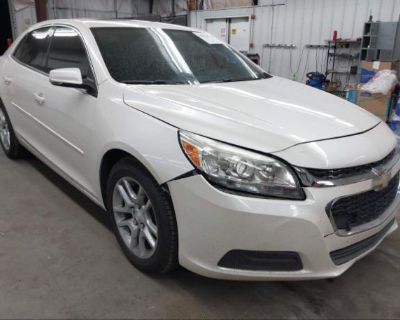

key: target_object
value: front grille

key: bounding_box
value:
[329,173,399,231]
[305,149,396,181]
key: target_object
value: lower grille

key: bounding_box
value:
[330,219,395,265]
[329,174,399,231]
[218,250,303,271]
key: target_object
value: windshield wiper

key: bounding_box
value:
[203,77,257,83]
[216,73,272,83]
[121,80,185,84]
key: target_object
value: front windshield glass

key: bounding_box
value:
[91,27,270,84]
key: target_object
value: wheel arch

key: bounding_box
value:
[99,147,166,209]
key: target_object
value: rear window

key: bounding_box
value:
[13,27,52,72]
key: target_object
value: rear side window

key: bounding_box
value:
[13,27,52,72]
[47,27,94,80]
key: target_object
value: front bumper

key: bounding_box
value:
[168,174,399,280]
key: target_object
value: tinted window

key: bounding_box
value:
[47,27,93,79]
[165,29,262,83]
[92,27,181,83]
[13,27,52,72]
[91,27,269,84]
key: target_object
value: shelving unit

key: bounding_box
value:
[361,21,400,61]
[324,39,361,96]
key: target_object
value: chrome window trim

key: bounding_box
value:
[295,151,400,188]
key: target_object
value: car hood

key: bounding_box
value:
[123,76,380,153]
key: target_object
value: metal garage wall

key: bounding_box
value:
[47,0,152,19]
[189,0,400,82]
[8,0,37,38]
[152,0,188,16]
[47,0,188,19]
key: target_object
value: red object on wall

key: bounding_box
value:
[6,38,12,48]
[332,30,338,42]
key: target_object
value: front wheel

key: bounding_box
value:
[106,158,178,274]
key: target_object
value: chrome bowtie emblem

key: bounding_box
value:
[371,167,390,191]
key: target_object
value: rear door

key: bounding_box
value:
[3,27,53,145]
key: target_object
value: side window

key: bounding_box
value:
[13,27,52,72]
[47,27,94,80]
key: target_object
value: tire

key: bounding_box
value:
[0,101,25,159]
[106,158,178,274]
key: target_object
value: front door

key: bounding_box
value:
[33,26,98,193]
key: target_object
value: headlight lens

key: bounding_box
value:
[179,131,304,200]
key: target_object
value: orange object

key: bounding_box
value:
[181,140,201,167]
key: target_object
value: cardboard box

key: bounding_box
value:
[361,61,396,72]
[357,91,392,121]
[187,0,196,10]
[360,61,400,83]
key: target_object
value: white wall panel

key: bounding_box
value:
[189,0,400,83]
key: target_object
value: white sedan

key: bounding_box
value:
[0,19,398,280]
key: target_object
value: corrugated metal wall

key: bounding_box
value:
[46,0,188,19]
[8,0,37,38]
[10,0,188,35]
[47,0,152,19]
[189,0,400,82]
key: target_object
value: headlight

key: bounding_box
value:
[179,131,305,200]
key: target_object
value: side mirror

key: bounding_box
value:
[49,68,97,97]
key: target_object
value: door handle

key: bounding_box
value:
[3,75,12,85]
[34,92,45,105]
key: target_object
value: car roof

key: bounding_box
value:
[31,18,198,32]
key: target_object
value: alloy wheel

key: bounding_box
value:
[0,108,10,151]
[112,177,158,259]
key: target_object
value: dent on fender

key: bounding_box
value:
[165,170,198,183]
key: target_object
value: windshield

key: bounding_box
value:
[91,27,270,84]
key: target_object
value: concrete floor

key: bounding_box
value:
[0,152,400,319]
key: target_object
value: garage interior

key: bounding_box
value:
[1,0,400,319]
